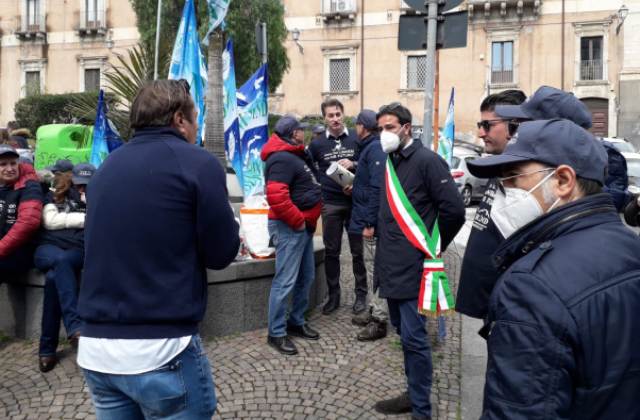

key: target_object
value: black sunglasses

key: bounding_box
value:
[476,118,508,131]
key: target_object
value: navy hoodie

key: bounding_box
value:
[78,127,240,339]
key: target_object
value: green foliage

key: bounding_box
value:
[129,0,289,92]
[225,0,290,92]
[14,92,115,139]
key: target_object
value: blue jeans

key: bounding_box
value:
[82,335,216,420]
[33,244,84,356]
[387,298,432,419]
[267,220,315,337]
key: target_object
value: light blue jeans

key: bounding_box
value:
[82,335,216,420]
[267,219,315,337]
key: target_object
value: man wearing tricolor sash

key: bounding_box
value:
[372,103,465,420]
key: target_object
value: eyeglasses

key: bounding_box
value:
[476,119,508,131]
[498,167,555,186]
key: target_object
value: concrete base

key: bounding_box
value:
[201,236,326,337]
[0,237,326,340]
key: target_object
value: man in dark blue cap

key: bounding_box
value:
[466,119,640,419]
[348,109,388,341]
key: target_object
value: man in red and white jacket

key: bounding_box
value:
[0,145,43,279]
[261,115,322,356]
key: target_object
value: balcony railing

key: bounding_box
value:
[79,7,107,35]
[491,69,513,84]
[580,59,603,81]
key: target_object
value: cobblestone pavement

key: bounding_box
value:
[0,241,463,420]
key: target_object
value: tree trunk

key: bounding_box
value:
[205,28,226,167]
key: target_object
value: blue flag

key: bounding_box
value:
[237,64,268,198]
[90,90,122,167]
[169,0,208,145]
[222,39,243,188]
[438,87,455,167]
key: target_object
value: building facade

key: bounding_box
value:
[273,0,637,142]
[0,0,139,126]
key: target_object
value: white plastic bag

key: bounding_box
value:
[239,195,275,258]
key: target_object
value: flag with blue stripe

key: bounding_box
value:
[438,87,455,167]
[223,38,243,188]
[237,64,268,198]
[169,0,208,145]
[90,89,122,167]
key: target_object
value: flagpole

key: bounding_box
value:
[154,0,163,80]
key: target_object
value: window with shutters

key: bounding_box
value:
[491,41,514,84]
[407,55,426,89]
[580,36,603,80]
[329,58,351,92]
[25,71,41,96]
[84,69,101,92]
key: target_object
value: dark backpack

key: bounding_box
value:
[602,140,632,212]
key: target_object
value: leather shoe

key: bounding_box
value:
[267,335,298,355]
[38,356,58,373]
[351,309,371,326]
[322,294,340,315]
[352,296,367,314]
[287,324,320,340]
[374,392,412,415]
[357,320,387,341]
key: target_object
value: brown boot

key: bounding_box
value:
[357,320,387,341]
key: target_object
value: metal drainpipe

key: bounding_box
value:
[360,0,365,110]
[561,0,565,90]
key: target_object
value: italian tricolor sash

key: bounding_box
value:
[385,158,455,315]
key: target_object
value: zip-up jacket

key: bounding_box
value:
[483,193,640,419]
[261,133,322,231]
[38,188,85,250]
[349,133,386,234]
[0,163,43,258]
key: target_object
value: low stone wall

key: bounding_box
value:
[0,237,326,340]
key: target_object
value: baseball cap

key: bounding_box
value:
[47,159,74,173]
[274,115,308,139]
[356,109,378,130]
[495,86,592,129]
[0,144,19,159]
[467,119,607,184]
[71,163,96,185]
[312,124,325,135]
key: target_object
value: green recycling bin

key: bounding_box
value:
[34,124,93,170]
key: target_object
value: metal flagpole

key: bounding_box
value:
[421,0,438,148]
[154,0,163,80]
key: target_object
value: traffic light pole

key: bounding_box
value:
[421,0,438,148]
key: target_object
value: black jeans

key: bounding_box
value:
[321,203,366,298]
[0,246,35,283]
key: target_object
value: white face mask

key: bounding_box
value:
[490,170,559,239]
[380,130,401,153]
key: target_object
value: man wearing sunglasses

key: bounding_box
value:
[456,90,526,319]
[466,119,640,419]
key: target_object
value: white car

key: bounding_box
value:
[601,137,637,155]
[625,153,640,194]
[450,148,486,206]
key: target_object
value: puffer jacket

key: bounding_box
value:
[261,133,322,231]
[0,163,43,258]
[482,193,640,419]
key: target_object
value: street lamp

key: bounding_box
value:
[616,4,629,35]
[291,28,303,54]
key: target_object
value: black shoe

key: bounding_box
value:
[352,296,367,314]
[322,294,340,315]
[357,320,387,341]
[38,355,58,373]
[374,392,412,415]
[267,335,298,355]
[286,324,320,340]
[411,415,431,420]
[351,309,372,327]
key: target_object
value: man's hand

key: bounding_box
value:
[363,227,375,238]
[338,159,355,170]
[343,185,353,196]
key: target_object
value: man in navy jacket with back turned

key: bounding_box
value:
[78,80,239,419]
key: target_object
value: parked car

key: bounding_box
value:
[625,153,640,195]
[600,137,637,155]
[450,148,486,206]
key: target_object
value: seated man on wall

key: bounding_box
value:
[0,144,43,281]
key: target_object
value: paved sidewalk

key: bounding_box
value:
[0,243,464,420]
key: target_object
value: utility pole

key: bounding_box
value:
[256,22,268,64]
[421,0,438,148]
[432,50,440,153]
[153,0,163,80]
